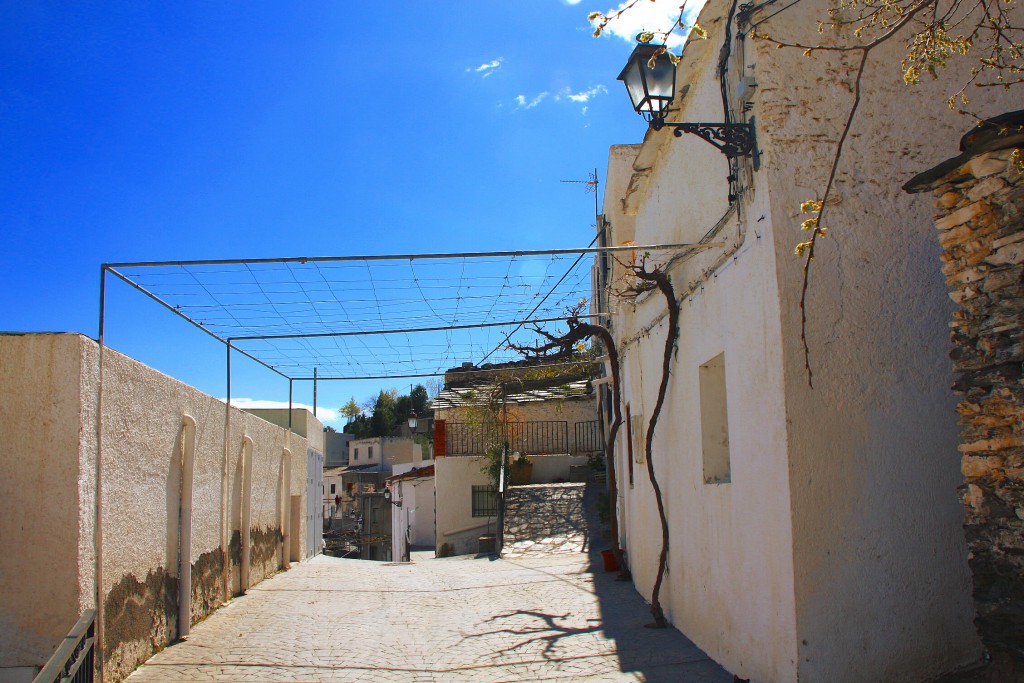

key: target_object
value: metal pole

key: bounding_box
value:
[230,313,606,342]
[497,442,507,556]
[221,341,232,603]
[288,379,293,432]
[313,368,318,422]
[285,359,600,382]
[103,241,722,270]
[94,266,107,680]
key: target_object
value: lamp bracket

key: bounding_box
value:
[652,120,756,158]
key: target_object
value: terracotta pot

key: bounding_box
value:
[509,461,533,485]
[600,549,619,572]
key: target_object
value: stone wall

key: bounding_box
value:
[502,483,587,557]
[906,123,1024,668]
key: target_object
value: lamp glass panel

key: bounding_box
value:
[644,56,676,111]
[621,59,649,112]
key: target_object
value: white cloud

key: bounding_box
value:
[515,84,608,111]
[228,397,339,424]
[468,58,503,77]
[562,84,608,103]
[515,92,549,109]
[591,0,703,50]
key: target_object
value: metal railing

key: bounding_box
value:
[444,421,570,456]
[33,609,95,683]
[573,420,603,453]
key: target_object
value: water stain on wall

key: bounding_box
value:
[103,527,284,680]
[190,545,224,620]
[103,568,177,682]
[251,526,283,569]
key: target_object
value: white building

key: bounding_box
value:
[387,462,436,562]
[432,371,601,556]
[594,0,1020,679]
[348,436,426,472]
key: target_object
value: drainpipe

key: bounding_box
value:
[179,415,197,638]
[281,448,292,569]
[240,436,253,592]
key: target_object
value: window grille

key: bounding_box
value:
[471,485,497,517]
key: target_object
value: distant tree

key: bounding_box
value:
[343,386,430,439]
[343,414,372,439]
[395,394,412,423]
[424,378,443,399]
[370,389,398,437]
[410,385,429,415]
[340,397,361,424]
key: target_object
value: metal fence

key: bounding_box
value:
[573,420,603,453]
[33,610,95,683]
[444,421,570,456]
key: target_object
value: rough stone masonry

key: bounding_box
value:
[905,111,1024,667]
[502,482,589,558]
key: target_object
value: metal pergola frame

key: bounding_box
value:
[97,241,717,416]
[90,240,715,672]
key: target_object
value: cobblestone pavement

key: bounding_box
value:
[126,552,733,682]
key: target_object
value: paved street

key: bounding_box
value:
[126,552,732,682]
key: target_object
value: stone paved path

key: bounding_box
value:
[126,553,733,682]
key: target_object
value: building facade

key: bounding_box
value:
[594,0,1021,679]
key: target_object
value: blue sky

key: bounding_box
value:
[1,1,687,426]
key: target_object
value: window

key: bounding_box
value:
[700,353,731,484]
[471,485,497,517]
[368,446,374,460]
[353,448,359,461]
[330,483,336,494]
[630,412,645,465]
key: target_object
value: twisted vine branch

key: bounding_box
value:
[617,257,680,628]
[508,304,626,572]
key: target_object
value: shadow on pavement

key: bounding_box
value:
[463,484,736,683]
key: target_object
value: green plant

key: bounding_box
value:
[481,444,505,487]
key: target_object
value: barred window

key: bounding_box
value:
[471,485,497,517]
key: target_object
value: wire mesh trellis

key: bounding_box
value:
[104,243,711,381]
[106,251,595,380]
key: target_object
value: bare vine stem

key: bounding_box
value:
[754,0,937,384]
[507,307,626,566]
[615,257,679,627]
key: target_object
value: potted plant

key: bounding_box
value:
[508,451,533,486]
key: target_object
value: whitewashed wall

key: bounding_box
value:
[0,334,96,680]
[434,456,495,555]
[601,0,1012,677]
[0,333,317,682]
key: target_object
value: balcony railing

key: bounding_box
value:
[444,420,583,456]
[573,420,603,453]
[33,609,95,683]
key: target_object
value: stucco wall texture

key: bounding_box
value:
[434,456,494,555]
[600,0,1020,679]
[0,333,317,682]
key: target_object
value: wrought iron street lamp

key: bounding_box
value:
[618,41,756,158]
[407,412,418,430]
